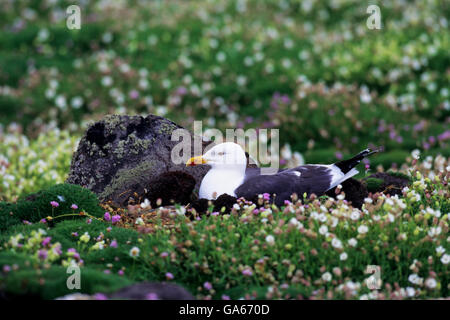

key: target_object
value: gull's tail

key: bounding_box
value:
[334,147,382,174]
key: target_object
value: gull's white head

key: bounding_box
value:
[186,142,247,172]
[186,142,247,199]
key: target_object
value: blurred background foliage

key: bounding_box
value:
[0,0,449,199]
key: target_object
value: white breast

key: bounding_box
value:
[199,169,245,200]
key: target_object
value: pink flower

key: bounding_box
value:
[50,201,59,208]
[110,240,118,248]
[203,282,213,290]
[129,90,139,99]
[221,295,230,300]
[104,212,111,221]
[71,204,78,210]
[160,252,168,258]
[118,270,124,276]
[38,250,48,260]
[165,272,174,280]
[111,215,121,224]
[42,237,52,247]
[263,193,270,201]
[3,265,11,273]
[40,219,47,224]
[242,269,253,277]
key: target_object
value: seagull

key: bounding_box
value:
[186,142,380,206]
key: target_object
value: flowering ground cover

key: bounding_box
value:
[0,155,448,299]
[0,0,449,300]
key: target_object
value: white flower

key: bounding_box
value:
[406,287,415,297]
[140,199,150,209]
[233,204,240,211]
[348,238,358,247]
[425,278,437,289]
[101,76,113,87]
[322,272,332,282]
[340,252,348,261]
[408,274,423,285]
[176,206,186,216]
[265,235,275,245]
[129,246,140,257]
[436,246,445,255]
[428,226,441,238]
[319,225,328,235]
[288,217,298,226]
[331,238,343,249]
[357,225,369,234]
[441,254,450,265]
[70,96,84,109]
[411,149,420,160]
[135,217,144,226]
[350,210,360,221]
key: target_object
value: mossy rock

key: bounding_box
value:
[67,114,212,207]
[365,178,385,193]
[362,172,411,195]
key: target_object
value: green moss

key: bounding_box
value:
[13,184,104,224]
[0,262,133,299]
[0,201,22,231]
[103,114,126,134]
[365,178,384,193]
[158,121,177,136]
[99,160,156,201]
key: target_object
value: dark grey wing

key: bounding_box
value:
[243,167,287,181]
[236,165,333,206]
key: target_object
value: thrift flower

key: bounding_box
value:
[111,215,121,224]
[110,240,118,248]
[104,212,111,222]
[165,272,174,280]
[50,201,59,208]
[203,282,213,290]
[71,204,78,210]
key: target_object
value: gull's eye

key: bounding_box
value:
[218,152,225,156]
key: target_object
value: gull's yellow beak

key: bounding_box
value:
[186,156,207,166]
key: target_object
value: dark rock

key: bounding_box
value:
[362,172,411,196]
[108,282,194,300]
[212,194,238,213]
[190,198,210,214]
[189,194,239,216]
[142,171,196,206]
[67,114,212,206]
